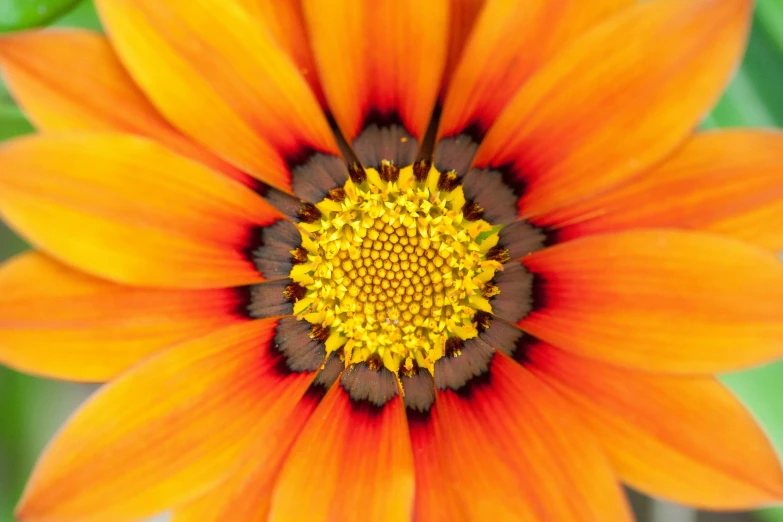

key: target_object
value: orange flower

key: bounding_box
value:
[1,0,783,520]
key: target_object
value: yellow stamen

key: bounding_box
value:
[290,164,503,374]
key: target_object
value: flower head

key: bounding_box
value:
[1,0,783,520]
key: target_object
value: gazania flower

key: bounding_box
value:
[1,0,783,520]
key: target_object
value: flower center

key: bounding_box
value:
[289,163,503,374]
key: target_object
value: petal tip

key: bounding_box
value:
[14,491,44,522]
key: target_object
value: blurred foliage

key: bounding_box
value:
[1,1,783,522]
[51,0,99,31]
[0,0,81,32]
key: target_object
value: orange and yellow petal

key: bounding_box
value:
[171,391,322,522]
[0,251,249,381]
[439,0,484,97]
[411,353,631,521]
[95,0,338,193]
[438,0,630,142]
[528,343,783,509]
[269,386,414,522]
[547,131,783,252]
[0,133,281,289]
[236,0,325,107]
[302,0,448,144]
[407,412,470,522]
[0,29,249,185]
[16,319,316,522]
[474,0,751,219]
[521,230,783,373]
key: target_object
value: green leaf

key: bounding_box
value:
[756,0,783,57]
[0,104,34,141]
[52,0,100,31]
[0,0,82,32]
[706,12,783,129]
[708,67,779,128]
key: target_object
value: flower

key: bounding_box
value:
[1,0,783,520]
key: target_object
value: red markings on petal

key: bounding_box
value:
[0,134,281,288]
[270,386,415,522]
[529,343,783,509]
[521,230,783,373]
[17,319,316,522]
[0,252,248,381]
[411,354,631,521]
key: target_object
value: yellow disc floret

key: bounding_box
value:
[290,163,503,374]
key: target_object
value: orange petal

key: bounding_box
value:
[0,29,250,186]
[474,0,752,219]
[95,0,339,193]
[438,0,630,140]
[171,390,321,522]
[410,353,631,521]
[0,134,282,289]
[302,0,448,143]
[0,251,249,381]
[236,0,325,107]
[269,386,415,522]
[708,202,783,254]
[408,411,470,522]
[528,343,783,509]
[440,0,484,98]
[16,319,317,522]
[520,230,783,373]
[550,131,783,252]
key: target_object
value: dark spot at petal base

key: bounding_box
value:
[291,246,308,265]
[379,160,400,182]
[461,167,520,225]
[230,286,256,320]
[274,317,328,372]
[413,160,431,182]
[340,362,399,407]
[297,203,322,223]
[434,337,495,391]
[327,187,347,202]
[529,274,551,315]
[477,315,529,358]
[474,310,492,332]
[246,279,296,319]
[241,226,267,270]
[251,220,302,280]
[300,383,328,407]
[313,350,344,389]
[349,162,367,184]
[283,282,306,302]
[462,201,484,221]
[310,323,330,342]
[437,170,459,192]
[444,337,464,358]
[264,326,305,379]
[353,123,419,169]
[433,134,480,177]
[486,246,511,265]
[264,188,306,222]
[498,220,548,260]
[451,368,493,400]
[491,261,534,324]
[291,153,350,204]
[400,367,436,412]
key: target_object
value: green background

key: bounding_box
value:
[1,1,782,521]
